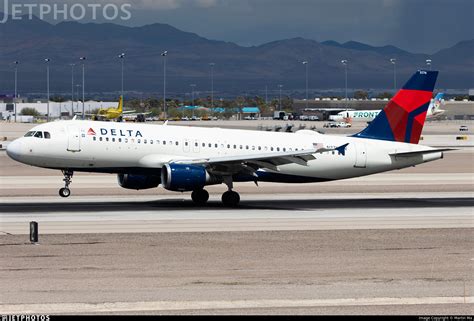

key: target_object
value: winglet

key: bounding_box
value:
[336,143,349,156]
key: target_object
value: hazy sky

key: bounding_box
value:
[6,0,474,53]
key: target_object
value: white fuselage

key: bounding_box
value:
[7,120,442,184]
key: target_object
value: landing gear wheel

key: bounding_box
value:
[59,187,71,198]
[59,170,73,198]
[191,189,209,205]
[221,191,240,207]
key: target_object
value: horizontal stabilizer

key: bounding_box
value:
[389,148,455,157]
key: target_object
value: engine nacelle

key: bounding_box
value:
[117,174,160,190]
[161,163,219,192]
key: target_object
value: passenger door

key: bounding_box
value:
[67,125,81,152]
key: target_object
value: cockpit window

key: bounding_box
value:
[24,131,35,137]
[44,132,51,139]
[34,131,43,138]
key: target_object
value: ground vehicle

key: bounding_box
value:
[459,125,469,132]
[336,122,351,128]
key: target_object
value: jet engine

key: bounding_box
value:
[117,174,160,190]
[161,163,220,192]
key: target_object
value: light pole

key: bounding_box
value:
[341,60,348,106]
[118,53,125,99]
[190,84,196,118]
[390,58,396,93]
[426,59,432,70]
[265,85,268,106]
[70,64,75,116]
[209,62,215,108]
[44,58,50,122]
[278,84,283,111]
[80,56,86,119]
[75,84,81,113]
[302,61,308,108]
[161,51,168,119]
[13,61,19,122]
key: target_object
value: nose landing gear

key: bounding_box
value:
[59,170,73,198]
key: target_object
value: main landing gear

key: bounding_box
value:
[190,176,241,207]
[59,170,73,198]
[191,189,209,205]
[221,176,240,207]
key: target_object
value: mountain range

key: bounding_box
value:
[1,15,473,97]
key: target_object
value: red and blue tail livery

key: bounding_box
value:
[353,70,438,144]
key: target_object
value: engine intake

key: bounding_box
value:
[161,163,219,192]
[117,174,160,190]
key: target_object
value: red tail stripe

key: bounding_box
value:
[392,89,432,113]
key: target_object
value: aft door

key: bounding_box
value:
[354,142,367,168]
[67,125,81,152]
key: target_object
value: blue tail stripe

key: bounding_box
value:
[352,111,395,141]
[404,102,430,142]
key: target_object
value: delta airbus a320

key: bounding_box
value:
[7,70,450,206]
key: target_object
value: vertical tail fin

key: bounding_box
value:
[117,96,123,113]
[353,70,438,144]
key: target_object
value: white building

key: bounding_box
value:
[0,100,119,119]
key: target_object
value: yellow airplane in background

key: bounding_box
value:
[91,96,137,121]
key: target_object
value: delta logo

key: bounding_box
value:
[87,128,96,135]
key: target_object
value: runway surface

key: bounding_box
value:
[0,193,473,234]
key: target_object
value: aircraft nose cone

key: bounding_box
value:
[6,139,23,161]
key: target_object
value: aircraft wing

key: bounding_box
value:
[171,149,316,174]
[122,110,137,114]
[170,143,348,174]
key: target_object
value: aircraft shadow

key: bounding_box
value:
[1,197,473,213]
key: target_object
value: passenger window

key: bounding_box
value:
[163,141,166,145]
[252,146,255,150]
[112,138,115,142]
[93,136,97,141]
[227,144,230,148]
[24,131,35,137]
[99,137,103,141]
[240,145,243,149]
[34,131,43,138]
[150,140,153,144]
[271,147,274,151]
[125,138,128,143]
[283,148,286,152]
[119,138,122,143]
[184,142,188,146]
[246,145,249,150]
[175,141,179,146]
[215,144,218,148]
[44,132,51,139]
[143,139,147,144]
[209,143,212,147]
[195,142,198,147]
[258,146,261,150]
[137,139,140,143]
[277,147,280,152]
[233,145,237,149]
[202,143,205,147]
